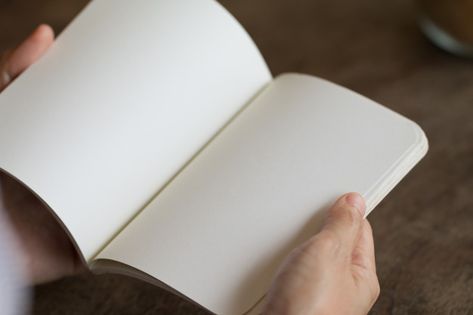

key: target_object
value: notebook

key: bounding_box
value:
[0,0,428,314]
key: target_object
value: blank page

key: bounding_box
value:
[97,74,427,314]
[0,0,271,260]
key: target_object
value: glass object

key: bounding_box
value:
[416,0,473,57]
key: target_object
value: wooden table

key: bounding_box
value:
[1,0,473,314]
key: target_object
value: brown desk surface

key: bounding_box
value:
[1,0,473,314]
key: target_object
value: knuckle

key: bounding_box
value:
[369,275,381,302]
[356,268,380,303]
[298,236,324,257]
[331,204,361,227]
[310,231,342,255]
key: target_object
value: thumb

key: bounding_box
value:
[319,193,366,257]
[1,24,54,89]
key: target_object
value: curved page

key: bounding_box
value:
[97,74,427,315]
[0,0,271,260]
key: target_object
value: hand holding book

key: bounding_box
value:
[0,26,380,315]
[264,193,379,315]
[0,1,427,314]
[0,25,81,284]
[0,25,53,92]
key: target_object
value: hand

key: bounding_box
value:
[0,25,82,284]
[0,24,54,91]
[264,193,380,315]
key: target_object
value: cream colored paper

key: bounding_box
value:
[0,0,271,260]
[97,74,428,315]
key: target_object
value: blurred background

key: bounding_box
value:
[1,0,473,314]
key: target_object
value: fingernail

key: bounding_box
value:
[345,193,365,216]
[1,69,11,89]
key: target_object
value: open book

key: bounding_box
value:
[0,0,428,314]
